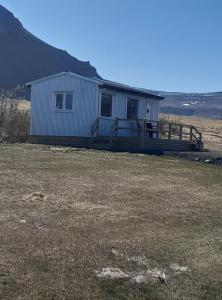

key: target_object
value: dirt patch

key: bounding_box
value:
[24,192,46,201]
[95,268,129,279]
[170,263,190,272]
[103,248,190,285]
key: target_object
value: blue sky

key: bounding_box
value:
[1,0,222,92]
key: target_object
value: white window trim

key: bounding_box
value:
[126,97,139,120]
[99,90,116,119]
[53,91,75,112]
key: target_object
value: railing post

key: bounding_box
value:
[91,125,93,143]
[91,117,96,143]
[190,126,193,141]
[198,132,203,151]
[110,118,118,148]
[97,118,99,137]
[168,123,172,140]
[156,121,159,139]
[116,117,119,136]
[179,124,183,140]
[110,123,113,147]
[141,120,145,150]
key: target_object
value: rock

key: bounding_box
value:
[215,156,222,162]
[170,263,190,272]
[19,219,26,224]
[204,159,211,163]
[132,275,146,284]
[95,268,129,279]
[159,273,167,284]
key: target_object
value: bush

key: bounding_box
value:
[0,99,30,143]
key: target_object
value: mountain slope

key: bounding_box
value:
[158,91,222,119]
[0,5,100,94]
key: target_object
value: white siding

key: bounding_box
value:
[30,74,98,137]
[30,73,160,138]
[98,90,160,137]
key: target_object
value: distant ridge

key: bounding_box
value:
[157,90,222,120]
[0,5,101,96]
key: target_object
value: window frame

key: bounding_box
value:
[53,92,74,112]
[126,98,139,120]
[100,91,114,118]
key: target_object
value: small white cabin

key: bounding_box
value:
[27,71,163,139]
[27,72,203,152]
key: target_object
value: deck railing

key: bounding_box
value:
[109,118,159,148]
[91,117,203,150]
[110,118,119,146]
[158,120,202,148]
[90,117,99,143]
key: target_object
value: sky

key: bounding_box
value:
[1,0,222,92]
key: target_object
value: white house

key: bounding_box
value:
[27,71,202,152]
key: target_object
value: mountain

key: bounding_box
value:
[158,91,222,120]
[139,86,222,119]
[0,5,100,96]
[1,5,221,119]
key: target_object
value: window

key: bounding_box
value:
[65,94,73,110]
[101,93,113,117]
[127,99,138,119]
[54,92,73,111]
[55,93,63,110]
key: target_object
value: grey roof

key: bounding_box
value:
[99,79,164,100]
[26,71,164,100]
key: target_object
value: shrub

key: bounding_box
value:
[0,99,30,143]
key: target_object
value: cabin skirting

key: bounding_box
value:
[31,135,200,152]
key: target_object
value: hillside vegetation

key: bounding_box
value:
[0,143,221,299]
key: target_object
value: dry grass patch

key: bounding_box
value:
[0,144,221,299]
[161,114,222,152]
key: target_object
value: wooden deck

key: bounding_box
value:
[91,137,199,152]
[31,135,201,153]
[91,117,203,152]
[31,117,203,153]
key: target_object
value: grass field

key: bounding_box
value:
[0,143,221,299]
[161,114,222,152]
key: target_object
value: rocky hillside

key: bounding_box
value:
[159,91,222,120]
[0,5,100,96]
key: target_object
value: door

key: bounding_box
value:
[145,103,154,138]
[146,103,153,121]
